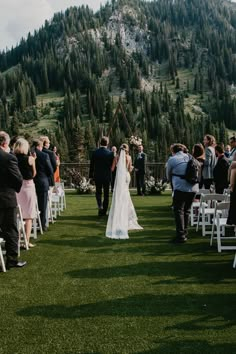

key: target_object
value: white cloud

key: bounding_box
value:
[0,0,106,51]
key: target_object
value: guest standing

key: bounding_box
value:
[224,145,231,158]
[167,143,198,243]
[229,136,236,162]
[192,143,205,189]
[134,145,147,196]
[202,134,217,189]
[89,137,114,216]
[14,138,37,247]
[227,157,236,226]
[52,145,60,183]
[39,136,57,187]
[213,145,229,194]
[0,131,25,269]
[33,139,53,231]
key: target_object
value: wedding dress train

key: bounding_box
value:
[106,149,143,239]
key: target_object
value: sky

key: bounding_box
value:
[1,0,236,51]
[0,0,107,51]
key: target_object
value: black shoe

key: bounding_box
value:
[98,209,104,216]
[6,260,27,270]
[42,226,48,232]
[172,237,188,244]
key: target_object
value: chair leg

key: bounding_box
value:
[202,211,206,236]
[32,218,37,239]
[21,226,29,250]
[196,210,201,232]
[210,222,215,246]
[233,254,236,269]
[190,206,194,226]
[217,222,222,253]
[38,214,43,235]
[0,246,6,272]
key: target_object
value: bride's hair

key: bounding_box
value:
[120,143,129,154]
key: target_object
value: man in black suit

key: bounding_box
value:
[89,136,114,216]
[213,145,230,194]
[134,145,147,196]
[0,131,26,269]
[40,136,57,187]
[33,139,53,231]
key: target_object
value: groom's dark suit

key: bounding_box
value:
[134,152,147,195]
[89,147,114,215]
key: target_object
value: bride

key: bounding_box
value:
[106,143,143,239]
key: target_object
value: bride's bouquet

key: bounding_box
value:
[129,135,142,147]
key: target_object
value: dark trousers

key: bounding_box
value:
[215,183,229,194]
[203,179,213,189]
[173,190,196,240]
[0,208,18,263]
[136,173,145,195]
[36,190,48,228]
[95,180,110,213]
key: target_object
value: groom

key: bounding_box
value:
[89,136,114,216]
[134,145,146,196]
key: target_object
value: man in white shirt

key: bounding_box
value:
[167,144,198,243]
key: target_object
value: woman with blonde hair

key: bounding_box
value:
[14,138,37,248]
[106,143,143,239]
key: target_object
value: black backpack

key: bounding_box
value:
[184,156,201,184]
[172,155,201,185]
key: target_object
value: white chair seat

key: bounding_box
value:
[199,207,215,214]
[213,218,227,227]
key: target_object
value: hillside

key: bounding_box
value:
[0,0,236,161]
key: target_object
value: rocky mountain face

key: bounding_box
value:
[0,0,236,161]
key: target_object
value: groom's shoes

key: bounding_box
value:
[98,209,104,216]
[98,209,107,216]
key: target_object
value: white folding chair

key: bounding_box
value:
[190,189,210,226]
[47,191,55,226]
[17,205,29,251]
[196,194,228,236]
[51,194,60,219]
[32,198,43,239]
[0,238,6,272]
[210,201,236,252]
[55,182,66,210]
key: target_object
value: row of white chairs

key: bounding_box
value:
[191,188,236,268]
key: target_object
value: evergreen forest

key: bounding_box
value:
[0,0,236,161]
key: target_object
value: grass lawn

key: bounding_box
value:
[0,192,236,354]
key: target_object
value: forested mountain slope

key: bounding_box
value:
[0,0,236,161]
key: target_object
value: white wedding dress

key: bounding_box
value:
[106,149,143,239]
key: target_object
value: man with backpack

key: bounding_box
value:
[167,144,199,243]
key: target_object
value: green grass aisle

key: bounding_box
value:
[0,192,236,354]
